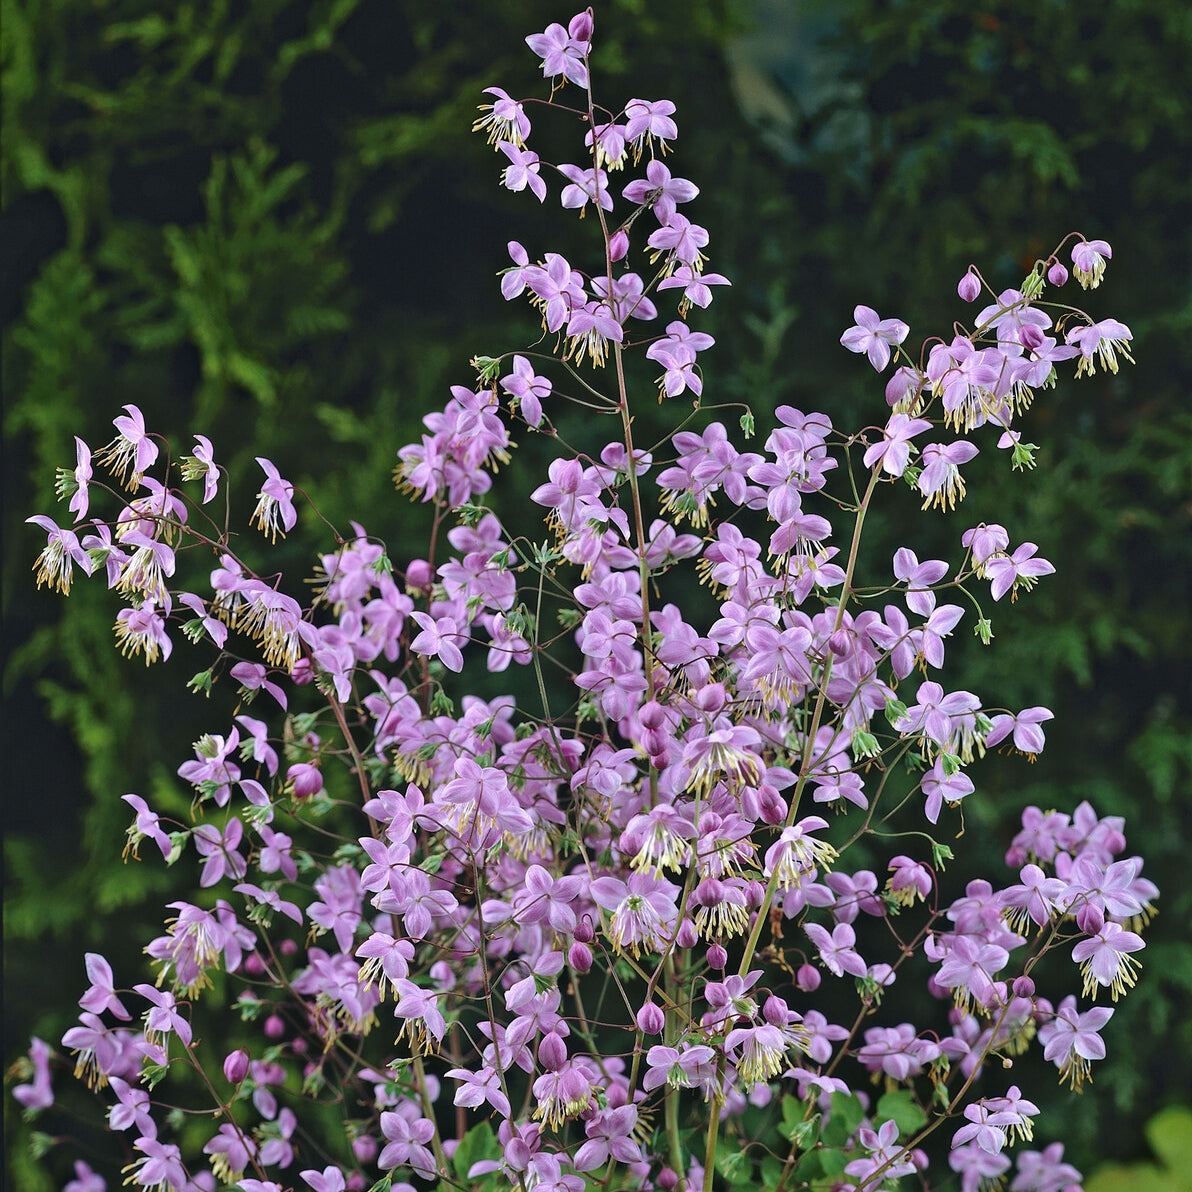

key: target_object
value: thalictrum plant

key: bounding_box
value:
[12,11,1156,1192]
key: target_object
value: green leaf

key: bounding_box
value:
[453,1122,501,1180]
[876,1090,928,1136]
[822,1091,866,1147]
[1146,1106,1192,1174]
[759,1155,784,1189]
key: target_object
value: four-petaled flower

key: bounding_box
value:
[841,305,911,371]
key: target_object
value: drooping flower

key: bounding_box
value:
[123,1139,186,1192]
[28,515,93,594]
[180,435,220,503]
[97,404,159,490]
[590,872,679,956]
[250,457,298,542]
[12,1037,54,1111]
[113,602,172,665]
[473,86,531,147]
[1072,920,1145,1001]
[1066,318,1134,376]
[1038,997,1113,1089]
[918,440,979,509]
[54,436,93,521]
[1071,238,1111,289]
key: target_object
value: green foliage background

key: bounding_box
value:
[4,0,1190,1187]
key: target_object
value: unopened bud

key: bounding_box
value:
[569,9,594,42]
[287,763,323,798]
[692,683,727,713]
[763,995,789,1026]
[796,963,821,992]
[264,1015,285,1040]
[568,940,592,973]
[609,229,629,261]
[1047,260,1068,287]
[758,785,786,825]
[639,700,666,729]
[1020,323,1045,351]
[352,1135,378,1163]
[957,269,981,302]
[223,1049,250,1084]
[405,558,434,590]
[675,919,699,949]
[706,943,728,970]
[636,1002,666,1035]
[538,1030,567,1072]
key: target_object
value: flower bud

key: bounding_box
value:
[352,1134,378,1163]
[1019,323,1045,351]
[244,952,265,976]
[763,995,789,1026]
[1012,975,1036,998]
[636,1002,666,1035]
[264,1015,286,1039]
[957,269,981,302]
[796,963,820,992]
[287,762,323,798]
[1076,902,1105,936]
[657,1169,679,1192]
[405,558,434,590]
[223,1049,250,1084]
[1047,260,1068,287]
[538,1031,567,1072]
[758,785,787,825]
[744,880,765,907]
[569,9,594,42]
[639,700,667,729]
[280,938,298,956]
[572,917,595,944]
[692,682,727,714]
[675,919,699,949]
[346,1174,367,1192]
[609,229,629,261]
[706,943,728,970]
[568,940,593,973]
[640,727,667,755]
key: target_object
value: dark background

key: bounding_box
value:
[5,1,1191,1187]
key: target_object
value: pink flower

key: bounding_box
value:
[985,706,1054,757]
[986,543,1055,601]
[525,12,591,89]
[250,457,298,541]
[841,305,910,371]
[1071,238,1111,288]
[863,413,932,476]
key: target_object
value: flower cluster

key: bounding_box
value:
[15,11,1149,1192]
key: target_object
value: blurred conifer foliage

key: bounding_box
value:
[4,0,1189,1182]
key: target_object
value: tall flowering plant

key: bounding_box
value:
[13,12,1156,1192]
